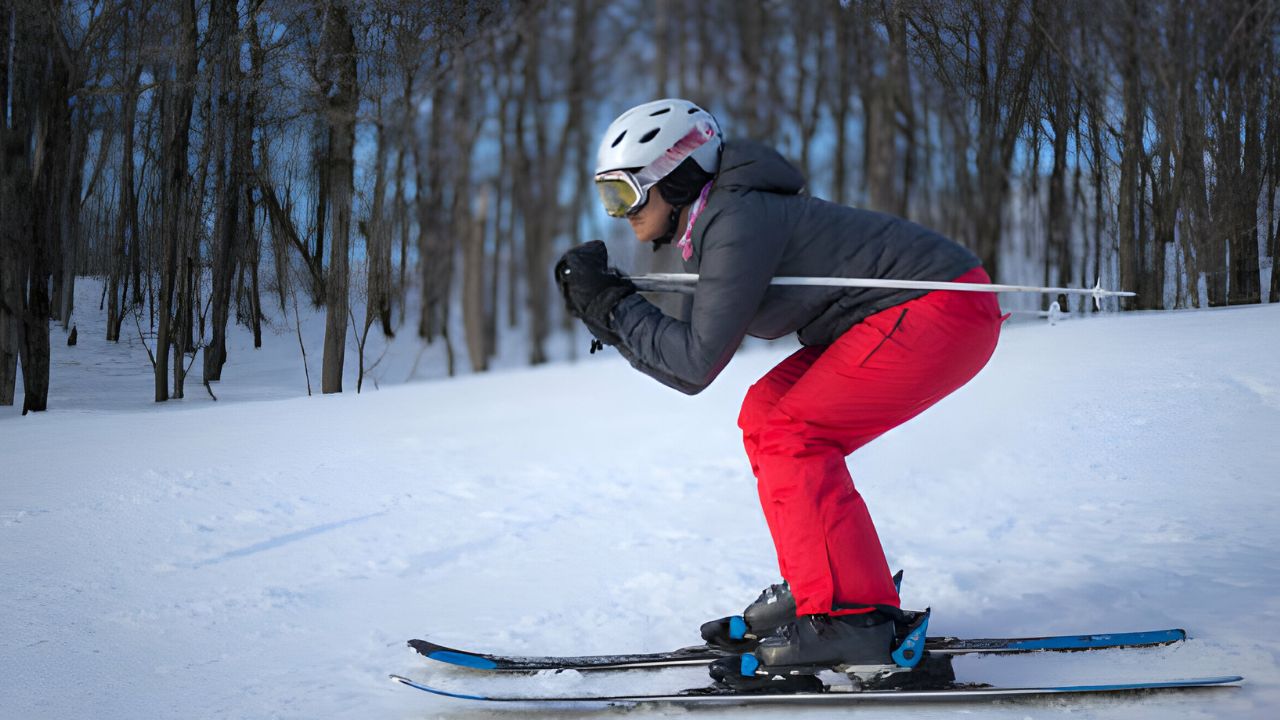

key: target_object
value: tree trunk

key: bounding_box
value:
[1116,0,1146,309]
[451,54,484,371]
[204,0,248,384]
[1,0,71,413]
[394,137,410,327]
[865,2,907,215]
[312,121,329,303]
[1270,189,1279,303]
[1268,27,1280,304]
[20,220,55,413]
[463,186,490,372]
[366,106,394,340]
[320,2,357,394]
[1087,93,1108,311]
[1227,20,1265,306]
[830,1,852,205]
[488,63,509,358]
[503,50,520,331]
[16,1,71,413]
[788,2,823,186]
[0,107,29,405]
[416,71,450,344]
[54,106,87,330]
[1269,111,1279,304]
[0,0,25,406]
[155,0,198,402]
[0,227,21,404]
[108,63,142,343]
[244,13,263,349]
[1047,98,1070,309]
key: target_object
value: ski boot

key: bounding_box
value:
[709,607,955,693]
[699,582,797,653]
[700,571,904,653]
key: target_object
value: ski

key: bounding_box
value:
[409,627,1187,672]
[388,672,1243,705]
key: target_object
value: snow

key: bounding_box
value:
[2,284,1278,719]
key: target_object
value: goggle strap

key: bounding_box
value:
[638,119,715,184]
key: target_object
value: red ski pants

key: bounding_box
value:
[739,267,1005,617]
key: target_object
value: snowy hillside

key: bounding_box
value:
[3,295,1278,719]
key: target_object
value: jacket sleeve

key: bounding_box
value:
[610,199,786,395]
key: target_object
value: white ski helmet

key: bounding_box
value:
[595,98,723,178]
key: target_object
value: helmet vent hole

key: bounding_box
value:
[649,107,671,116]
[639,128,660,143]
[687,108,698,114]
[611,131,627,148]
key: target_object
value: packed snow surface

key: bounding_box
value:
[3,295,1278,719]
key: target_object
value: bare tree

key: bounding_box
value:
[1206,0,1270,306]
[415,42,450,349]
[106,7,145,342]
[1032,0,1078,309]
[0,0,24,407]
[827,1,858,205]
[239,7,267,349]
[908,0,1044,280]
[1268,27,1280,304]
[784,2,827,190]
[0,0,77,412]
[317,0,358,394]
[29,14,68,410]
[154,0,199,402]
[463,185,491,372]
[362,5,399,341]
[49,3,118,333]
[1114,0,1150,309]
[205,0,253,382]
[863,0,913,216]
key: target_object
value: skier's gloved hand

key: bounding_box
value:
[554,240,636,350]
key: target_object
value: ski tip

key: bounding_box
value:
[407,638,499,670]
[1114,628,1187,645]
[1150,627,1187,644]
[407,638,441,653]
[390,674,492,701]
[1051,675,1244,693]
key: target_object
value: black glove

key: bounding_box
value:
[554,240,636,350]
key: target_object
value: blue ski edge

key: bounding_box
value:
[424,650,499,670]
[1004,628,1186,652]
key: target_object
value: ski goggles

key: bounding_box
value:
[594,169,660,218]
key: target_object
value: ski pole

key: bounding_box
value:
[627,273,1134,310]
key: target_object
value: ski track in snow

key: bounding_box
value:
[2,283,1278,719]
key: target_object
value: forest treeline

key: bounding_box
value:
[1,0,1277,413]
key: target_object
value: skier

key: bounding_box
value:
[555,99,1006,678]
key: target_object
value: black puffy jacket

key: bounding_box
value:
[610,139,979,395]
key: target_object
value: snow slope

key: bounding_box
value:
[2,298,1278,719]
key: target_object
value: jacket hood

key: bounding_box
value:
[714,140,806,195]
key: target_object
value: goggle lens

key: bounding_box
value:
[595,176,642,218]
